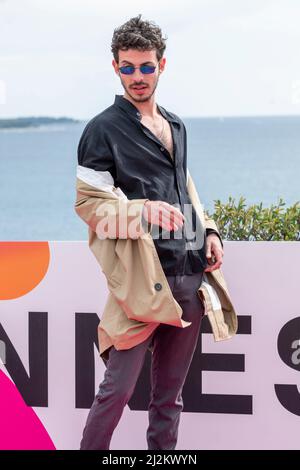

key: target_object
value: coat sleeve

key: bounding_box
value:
[75,119,152,239]
[74,177,152,239]
[186,168,223,248]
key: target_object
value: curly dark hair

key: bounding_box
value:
[111,14,167,63]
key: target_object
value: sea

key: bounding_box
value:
[0,115,299,240]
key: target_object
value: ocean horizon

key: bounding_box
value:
[0,114,299,240]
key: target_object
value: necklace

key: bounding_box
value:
[157,114,165,141]
[140,112,165,141]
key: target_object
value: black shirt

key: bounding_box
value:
[77,94,219,275]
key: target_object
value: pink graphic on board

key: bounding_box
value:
[0,371,56,450]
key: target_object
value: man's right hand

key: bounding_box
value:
[142,200,185,232]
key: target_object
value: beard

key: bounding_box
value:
[120,74,160,103]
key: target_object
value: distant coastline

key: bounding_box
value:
[0,117,81,129]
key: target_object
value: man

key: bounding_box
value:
[75,14,234,450]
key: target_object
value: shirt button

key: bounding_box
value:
[154,282,162,291]
[137,112,141,118]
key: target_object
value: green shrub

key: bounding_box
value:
[207,197,300,241]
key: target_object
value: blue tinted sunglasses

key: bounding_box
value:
[118,64,159,75]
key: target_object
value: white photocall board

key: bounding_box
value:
[0,241,299,450]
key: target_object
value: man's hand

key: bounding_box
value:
[204,233,224,272]
[142,200,185,232]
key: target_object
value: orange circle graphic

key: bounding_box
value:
[0,242,50,300]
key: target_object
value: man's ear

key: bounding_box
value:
[159,57,166,74]
[112,59,119,75]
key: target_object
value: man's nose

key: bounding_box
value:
[132,68,145,80]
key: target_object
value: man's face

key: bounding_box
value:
[112,49,166,103]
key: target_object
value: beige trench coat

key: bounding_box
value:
[75,167,238,363]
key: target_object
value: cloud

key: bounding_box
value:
[1,0,299,118]
[225,1,300,36]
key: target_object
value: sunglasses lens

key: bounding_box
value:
[119,66,135,75]
[119,65,157,75]
[140,65,156,74]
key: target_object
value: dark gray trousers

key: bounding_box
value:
[80,271,204,450]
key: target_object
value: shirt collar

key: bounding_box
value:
[114,94,179,124]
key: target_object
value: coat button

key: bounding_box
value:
[160,147,164,152]
[154,282,162,291]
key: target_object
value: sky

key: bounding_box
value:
[0,0,300,119]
